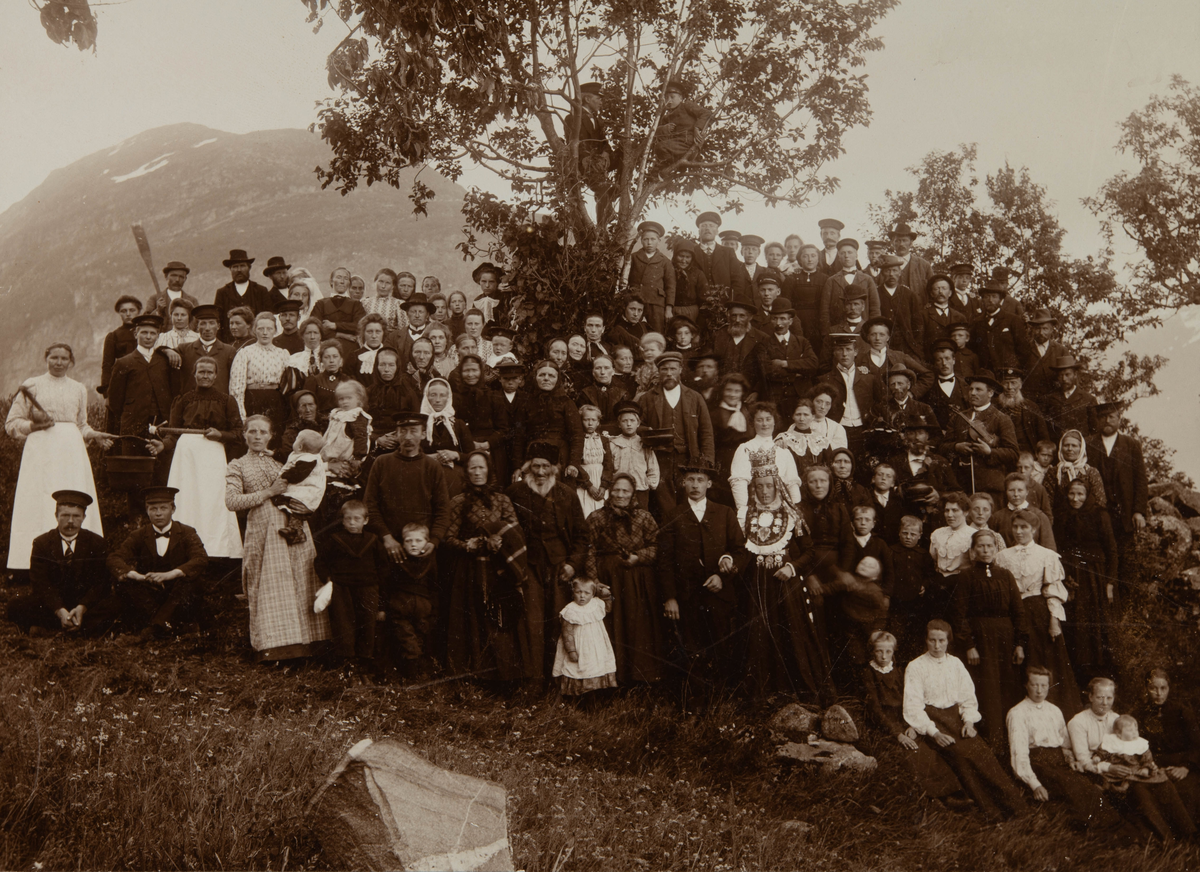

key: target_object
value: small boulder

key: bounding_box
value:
[768,703,822,742]
[820,704,859,743]
[1181,567,1200,592]
[1146,515,1194,564]
[1149,496,1182,519]
[776,740,876,773]
[1186,518,1200,540]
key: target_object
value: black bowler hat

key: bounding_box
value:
[899,412,941,433]
[400,293,434,313]
[161,261,190,276]
[222,249,254,267]
[132,314,163,330]
[886,367,917,384]
[861,316,893,335]
[725,298,756,314]
[888,222,920,239]
[52,490,93,509]
[768,300,796,317]
[678,459,719,478]
[141,486,179,504]
[968,369,1004,393]
[263,256,291,277]
[192,304,221,321]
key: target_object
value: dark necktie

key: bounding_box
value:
[64,541,74,559]
[938,376,955,383]
[154,530,170,539]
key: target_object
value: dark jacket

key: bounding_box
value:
[1086,433,1149,535]
[969,309,1031,372]
[876,283,925,359]
[178,339,236,395]
[761,330,819,407]
[820,271,881,336]
[364,451,452,545]
[514,389,584,469]
[939,404,1019,495]
[99,325,137,397]
[505,479,590,572]
[107,348,177,437]
[922,304,967,361]
[29,529,109,613]
[1022,339,1070,405]
[712,328,772,398]
[314,529,390,588]
[107,521,209,585]
[693,243,748,299]
[657,501,746,605]
[817,366,885,426]
[213,281,284,341]
[636,384,715,462]
[925,375,971,431]
[855,348,934,399]
[628,249,677,308]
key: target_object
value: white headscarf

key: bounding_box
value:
[1055,429,1089,487]
[420,377,458,446]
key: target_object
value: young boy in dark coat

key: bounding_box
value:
[627,221,676,334]
[314,500,390,675]
[384,522,440,680]
[888,514,937,663]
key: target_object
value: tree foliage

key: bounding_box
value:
[1086,74,1200,313]
[299,0,895,346]
[867,144,1165,406]
[33,0,97,51]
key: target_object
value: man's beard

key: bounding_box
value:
[997,389,1023,409]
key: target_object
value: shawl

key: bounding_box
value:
[420,377,459,446]
[720,400,747,433]
[775,426,815,457]
[1054,429,1090,487]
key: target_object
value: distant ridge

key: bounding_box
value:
[0,123,472,392]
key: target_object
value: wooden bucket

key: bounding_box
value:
[105,455,156,491]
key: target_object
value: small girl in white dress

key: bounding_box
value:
[552,579,617,696]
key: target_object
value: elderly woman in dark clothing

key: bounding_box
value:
[302,339,356,421]
[795,466,854,581]
[443,450,529,684]
[366,347,420,449]
[1133,669,1200,821]
[1054,478,1119,677]
[450,353,508,453]
[512,360,584,476]
[828,447,871,513]
[587,473,663,684]
[278,390,321,460]
[408,336,438,391]
[420,377,474,497]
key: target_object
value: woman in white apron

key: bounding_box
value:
[151,356,243,558]
[5,344,111,570]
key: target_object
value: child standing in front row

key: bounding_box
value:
[890,515,936,664]
[552,578,616,698]
[385,523,439,681]
[575,405,613,518]
[313,500,390,681]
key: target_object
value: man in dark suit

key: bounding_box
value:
[146,261,200,323]
[262,255,293,300]
[1042,354,1097,440]
[100,295,143,398]
[739,234,765,289]
[1022,308,1070,406]
[760,298,818,420]
[272,299,306,355]
[875,254,925,359]
[659,461,748,691]
[492,363,531,484]
[994,367,1052,455]
[922,273,965,360]
[820,238,880,336]
[949,263,981,320]
[693,212,749,301]
[820,333,884,458]
[924,339,970,430]
[1087,401,1149,577]
[939,370,1019,503]
[815,218,845,280]
[890,223,933,302]
[6,490,118,636]
[870,368,936,431]
[969,279,1031,372]
[637,352,715,516]
[178,304,237,395]
[108,486,210,638]
[106,314,177,442]
[711,299,771,398]
[857,317,934,398]
[887,414,961,533]
[213,249,285,342]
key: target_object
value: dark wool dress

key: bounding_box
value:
[1055,504,1119,677]
[443,488,527,681]
[587,504,663,684]
[951,561,1030,745]
[861,663,961,798]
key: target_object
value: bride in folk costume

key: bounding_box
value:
[5,343,111,571]
[739,442,836,706]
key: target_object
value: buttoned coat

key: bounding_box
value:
[636,384,715,463]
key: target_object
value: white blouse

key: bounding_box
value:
[929,524,977,577]
[806,416,848,453]
[5,373,95,440]
[995,542,1069,622]
[903,652,981,737]
[229,343,291,417]
[729,434,802,523]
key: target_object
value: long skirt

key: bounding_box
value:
[167,435,242,558]
[242,500,330,660]
[964,615,1021,746]
[1062,549,1115,677]
[1021,595,1081,717]
[445,553,525,682]
[518,554,570,682]
[742,560,835,705]
[923,704,1027,819]
[7,423,102,570]
[598,555,664,684]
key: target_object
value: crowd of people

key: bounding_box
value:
[5,214,1184,838]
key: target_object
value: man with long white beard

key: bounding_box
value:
[994,367,1052,455]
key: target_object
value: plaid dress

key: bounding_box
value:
[226,451,330,659]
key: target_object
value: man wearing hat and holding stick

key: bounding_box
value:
[1087,399,1149,577]
[637,351,715,516]
[889,222,932,301]
[658,458,748,693]
[213,249,284,342]
[1043,354,1097,440]
[178,304,236,396]
[693,212,748,300]
[1022,308,1070,407]
[712,298,770,399]
[147,261,199,323]
[820,237,880,337]
[816,218,846,279]
[108,486,210,640]
[628,221,676,333]
[939,369,1019,503]
[762,297,818,420]
[6,490,119,637]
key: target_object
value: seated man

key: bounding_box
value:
[6,490,118,637]
[107,486,209,639]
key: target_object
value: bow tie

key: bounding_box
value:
[938,376,955,383]
[154,529,171,539]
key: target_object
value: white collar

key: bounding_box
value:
[61,533,79,544]
[854,533,871,546]
[663,384,682,405]
[234,281,249,293]
[774,331,790,343]
[972,403,991,412]
[137,346,155,362]
[1008,500,1029,511]
[869,661,894,675]
[152,524,172,535]
[1063,386,1077,398]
